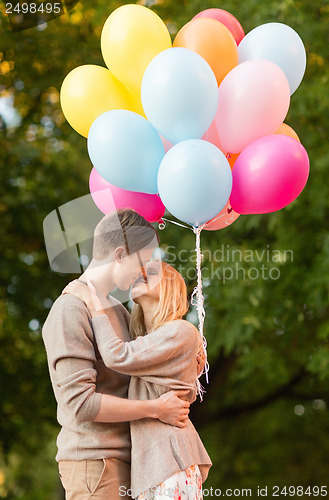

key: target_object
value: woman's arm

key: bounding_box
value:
[62,279,200,377]
[91,312,196,376]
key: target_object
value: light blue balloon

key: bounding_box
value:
[141,47,218,145]
[87,110,165,194]
[158,140,232,226]
[238,22,306,95]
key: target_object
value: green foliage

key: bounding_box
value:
[0,0,328,497]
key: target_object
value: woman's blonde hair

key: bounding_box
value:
[130,261,189,339]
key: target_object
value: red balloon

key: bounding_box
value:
[193,8,245,46]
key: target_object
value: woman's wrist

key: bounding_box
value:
[91,307,108,318]
[86,292,107,315]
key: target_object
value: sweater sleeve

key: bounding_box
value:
[91,313,198,376]
[42,302,102,423]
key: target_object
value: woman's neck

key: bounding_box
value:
[140,300,159,333]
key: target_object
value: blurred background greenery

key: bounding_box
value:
[0,0,328,498]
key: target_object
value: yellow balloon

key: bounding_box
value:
[60,64,132,137]
[126,87,146,118]
[101,4,172,92]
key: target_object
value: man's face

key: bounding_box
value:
[113,246,156,291]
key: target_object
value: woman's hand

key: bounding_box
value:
[62,279,108,315]
[196,341,206,377]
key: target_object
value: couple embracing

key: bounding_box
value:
[42,208,212,500]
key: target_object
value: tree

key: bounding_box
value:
[0,0,328,497]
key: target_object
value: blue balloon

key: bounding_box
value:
[238,22,306,95]
[158,140,232,226]
[87,110,165,194]
[141,47,218,145]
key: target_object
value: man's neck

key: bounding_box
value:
[79,259,115,298]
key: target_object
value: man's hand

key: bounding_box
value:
[154,390,190,428]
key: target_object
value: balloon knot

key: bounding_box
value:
[227,206,233,214]
[158,219,166,230]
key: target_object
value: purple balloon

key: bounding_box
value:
[230,134,310,214]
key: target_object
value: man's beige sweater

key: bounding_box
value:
[42,293,132,463]
[91,311,212,498]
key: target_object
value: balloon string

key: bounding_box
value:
[191,224,209,400]
[158,217,193,231]
[158,217,209,400]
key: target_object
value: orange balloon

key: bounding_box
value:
[204,200,240,231]
[274,123,300,142]
[227,153,240,169]
[174,18,238,86]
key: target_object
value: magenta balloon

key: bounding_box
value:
[230,135,310,214]
[89,168,165,222]
[215,60,291,154]
[193,8,245,45]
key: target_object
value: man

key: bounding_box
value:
[42,209,205,499]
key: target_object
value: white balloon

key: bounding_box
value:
[238,22,306,95]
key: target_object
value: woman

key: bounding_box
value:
[62,260,212,499]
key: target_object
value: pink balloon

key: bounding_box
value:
[230,135,310,214]
[89,168,165,222]
[203,200,240,231]
[193,8,245,45]
[215,60,291,154]
[160,134,173,153]
[202,119,227,154]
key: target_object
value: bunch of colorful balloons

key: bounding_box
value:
[60,4,310,231]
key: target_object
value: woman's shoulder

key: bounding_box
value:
[171,318,197,330]
[170,319,200,342]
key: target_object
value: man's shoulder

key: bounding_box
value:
[42,294,89,335]
[51,293,89,313]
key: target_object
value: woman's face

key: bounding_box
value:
[131,261,162,304]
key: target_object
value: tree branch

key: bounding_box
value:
[192,366,307,429]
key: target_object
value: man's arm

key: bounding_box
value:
[42,299,189,426]
[94,391,190,428]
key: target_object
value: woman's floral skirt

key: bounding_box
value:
[137,464,203,499]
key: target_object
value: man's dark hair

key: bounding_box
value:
[92,209,160,260]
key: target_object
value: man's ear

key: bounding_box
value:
[114,246,125,262]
